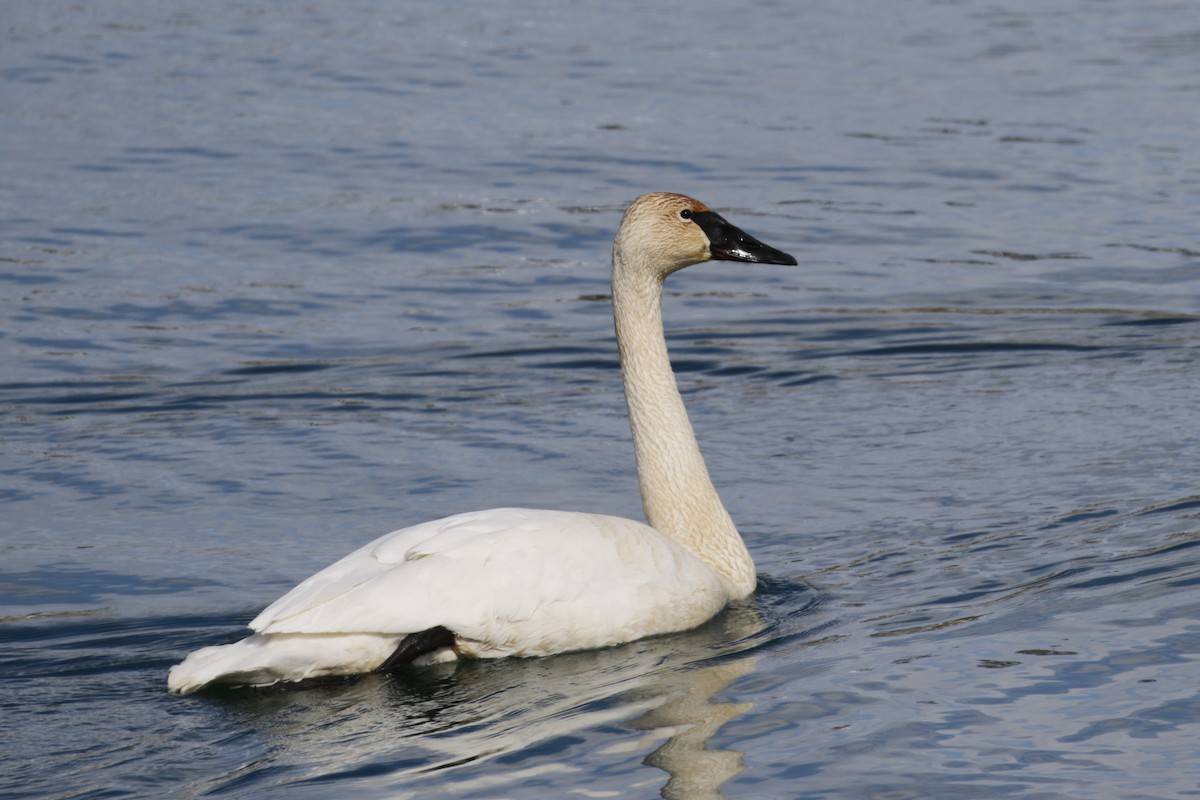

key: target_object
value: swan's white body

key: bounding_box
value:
[168,193,795,694]
[168,509,730,693]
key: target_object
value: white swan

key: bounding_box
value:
[168,192,796,694]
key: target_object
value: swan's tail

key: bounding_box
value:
[167,632,401,695]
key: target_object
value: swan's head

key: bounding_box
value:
[615,192,797,278]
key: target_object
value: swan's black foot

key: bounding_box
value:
[377,626,456,672]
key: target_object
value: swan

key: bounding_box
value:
[167,192,796,694]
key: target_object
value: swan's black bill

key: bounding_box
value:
[691,210,798,266]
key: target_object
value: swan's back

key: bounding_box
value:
[251,509,730,654]
[167,508,735,693]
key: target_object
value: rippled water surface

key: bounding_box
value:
[3,1,1199,798]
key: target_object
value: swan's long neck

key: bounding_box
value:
[611,248,756,598]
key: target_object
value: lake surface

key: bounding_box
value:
[2,1,1198,797]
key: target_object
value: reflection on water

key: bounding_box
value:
[172,602,772,798]
[634,659,757,800]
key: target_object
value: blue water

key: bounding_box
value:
[3,1,1199,798]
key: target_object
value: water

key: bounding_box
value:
[2,1,1198,797]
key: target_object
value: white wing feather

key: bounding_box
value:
[170,507,735,693]
[249,508,729,657]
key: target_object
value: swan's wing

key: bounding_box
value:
[249,508,531,632]
[250,507,727,654]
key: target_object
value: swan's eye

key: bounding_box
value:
[679,209,693,220]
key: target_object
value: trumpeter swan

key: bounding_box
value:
[168,192,796,694]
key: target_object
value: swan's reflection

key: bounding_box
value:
[198,602,769,798]
[632,655,757,800]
